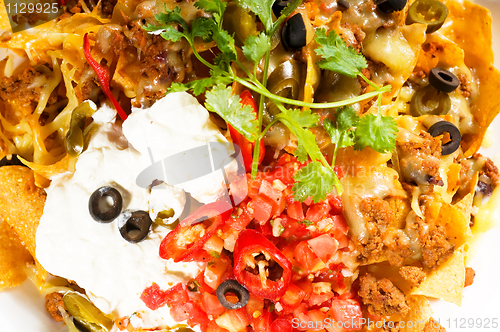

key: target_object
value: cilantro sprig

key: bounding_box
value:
[144,0,397,202]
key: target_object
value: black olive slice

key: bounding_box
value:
[337,0,350,10]
[272,0,292,17]
[119,210,152,243]
[429,67,460,93]
[0,154,26,167]
[89,187,123,223]
[428,121,461,155]
[216,279,249,310]
[374,0,407,13]
[281,13,307,51]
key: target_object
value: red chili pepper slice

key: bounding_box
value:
[83,33,128,121]
[228,90,265,172]
[233,229,292,300]
[159,201,232,262]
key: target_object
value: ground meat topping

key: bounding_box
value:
[397,130,443,188]
[399,266,426,287]
[413,212,454,269]
[358,273,409,317]
[357,197,412,266]
[464,267,475,287]
[358,197,393,261]
[458,73,471,98]
[45,292,66,322]
[0,66,42,104]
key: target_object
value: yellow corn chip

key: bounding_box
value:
[0,166,46,258]
[411,246,466,305]
[0,221,33,290]
[441,0,500,156]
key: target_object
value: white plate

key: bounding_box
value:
[1,1,500,331]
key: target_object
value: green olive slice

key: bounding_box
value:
[63,292,113,332]
[410,85,451,117]
[66,101,97,157]
[222,2,257,47]
[264,60,303,122]
[406,0,449,34]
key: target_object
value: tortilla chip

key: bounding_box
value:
[0,1,11,32]
[440,0,500,156]
[0,221,33,290]
[0,166,47,287]
[411,246,466,305]
[0,166,46,257]
[401,295,433,332]
[415,32,466,74]
[438,196,473,249]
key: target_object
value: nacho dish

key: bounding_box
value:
[0,0,499,331]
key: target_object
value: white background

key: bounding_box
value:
[0,1,499,331]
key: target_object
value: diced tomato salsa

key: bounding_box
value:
[142,154,362,332]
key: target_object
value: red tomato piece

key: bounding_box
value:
[252,309,271,332]
[307,234,339,263]
[330,299,363,331]
[201,292,226,316]
[205,321,229,332]
[246,293,265,319]
[227,202,253,231]
[327,195,343,215]
[305,202,331,223]
[140,283,170,310]
[294,241,322,272]
[280,215,311,240]
[287,201,304,221]
[280,283,307,312]
[216,308,251,332]
[251,194,277,224]
[331,215,349,235]
[270,317,293,332]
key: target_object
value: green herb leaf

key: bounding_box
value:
[155,7,188,31]
[354,113,398,153]
[335,106,359,131]
[294,143,308,163]
[195,0,227,25]
[299,219,313,226]
[323,106,358,153]
[314,28,367,78]
[279,0,302,19]
[284,108,320,128]
[242,32,270,65]
[237,0,274,32]
[169,76,230,96]
[209,251,221,259]
[205,84,260,142]
[213,29,237,61]
[324,118,355,151]
[168,82,190,94]
[293,161,336,203]
[159,26,186,42]
[191,17,216,42]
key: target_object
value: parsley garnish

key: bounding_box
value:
[144,0,396,202]
[314,28,367,78]
[209,251,221,259]
[299,219,313,227]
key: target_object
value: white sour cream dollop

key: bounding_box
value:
[36,92,230,330]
